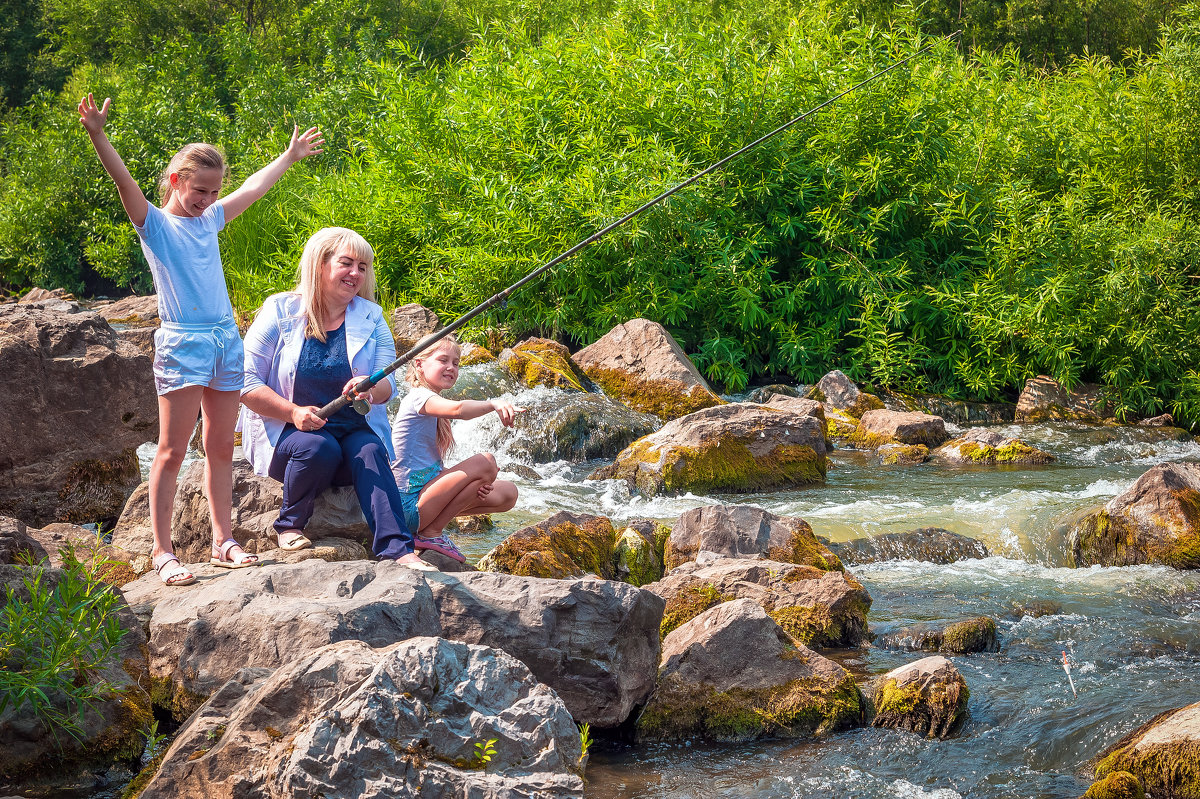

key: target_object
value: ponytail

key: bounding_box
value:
[158,143,226,204]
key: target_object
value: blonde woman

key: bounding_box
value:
[239,228,430,570]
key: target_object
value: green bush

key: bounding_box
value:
[0,547,129,742]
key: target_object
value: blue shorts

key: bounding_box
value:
[398,462,442,532]
[153,320,244,395]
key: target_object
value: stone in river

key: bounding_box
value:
[934,428,1054,465]
[1088,699,1200,799]
[866,655,969,739]
[662,504,842,573]
[848,409,948,450]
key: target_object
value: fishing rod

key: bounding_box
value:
[318,29,962,419]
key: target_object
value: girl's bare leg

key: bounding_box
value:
[200,388,242,550]
[149,386,204,559]
[415,453,517,537]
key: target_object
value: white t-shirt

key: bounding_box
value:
[391,386,443,492]
[134,201,234,324]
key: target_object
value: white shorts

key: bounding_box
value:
[153,320,244,395]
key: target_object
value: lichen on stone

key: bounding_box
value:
[940,617,998,653]
[660,583,732,638]
[1084,771,1145,799]
[580,364,721,421]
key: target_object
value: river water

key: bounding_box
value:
[137,370,1200,798]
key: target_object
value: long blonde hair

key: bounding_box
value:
[295,227,376,342]
[158,143,226,204]
[407,335,459,457]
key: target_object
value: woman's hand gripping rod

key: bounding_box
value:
[316,30,961,420]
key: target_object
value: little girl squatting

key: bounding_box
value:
[391,336,524,562]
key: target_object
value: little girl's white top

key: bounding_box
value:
[134,202,235,324]
[391,386,442,492]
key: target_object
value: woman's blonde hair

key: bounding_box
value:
[295,227,376,342]
[158,143,226,204]
[407,335,459,457]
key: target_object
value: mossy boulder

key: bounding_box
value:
[934,428,1055,466]
[571,318,722,420]
[1015,375,1114,423]
[499,337,590,391]
[477,511,618,579]
[877,443,930,465]
[826,407,861,440]
[867,655,969,739]
[1084,771,1145,799]
[636,599,863,743]
[875,617,998,654]
[831,527,989,565]
[645,557,870,648]
[663,504,841,573]
[591,404,827,497]
[848,409,949,450]
[1092,701,1200,799]
[1068,462,1200,569]
[458,341,496,366]
[614,526,664,587]
[505,391,659,463]
[806,370,885,419]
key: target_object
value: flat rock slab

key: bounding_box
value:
[832,527,989,565]
[136,638,584,799]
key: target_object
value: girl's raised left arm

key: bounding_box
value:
[221,123,324,222]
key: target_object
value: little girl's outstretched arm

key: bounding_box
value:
[220,123,324,222]
[423,396,525,427]
[78,94,148,227]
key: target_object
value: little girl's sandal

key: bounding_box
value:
[211,539,261,569]
[153,552,197,586]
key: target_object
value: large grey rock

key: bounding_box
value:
[1089,700,1200,799]
[572,318,721,420]
[591,403,827,497]
[636,599,862,742]
[868,655,969,739]
[391,302,441,354]
[646,556,870,648]
[832,527,989,565]
[135,638,584,799]
[0,564,151,785]
[934,428,1054,465]
[504,391,659,463]
[1015,375,1112,423]
[1069,462,1200,569]
[111,458,372,565]
[849,409,948,449]
[663,504,842,572]
[120,559,441,718]
[427,571,664,727]
[0,305,157,525]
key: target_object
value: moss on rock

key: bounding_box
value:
[615,527,663,587]
[580,364,722,421]
[661,583,732,638]
[478,513,618,579]
[1084,771,1145,799]
[1093,704,1200,799]
[941,617,998,654]
[57,449,141,523]
[879,444,930,465]
[499,338,589,391]
[769,522,844,572]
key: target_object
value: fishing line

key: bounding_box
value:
[318,29,962,419]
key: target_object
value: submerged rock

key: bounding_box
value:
[571,318,722,420]
[934,428,1055,465]
[427,571,663,727]
[636,599,862,743]
[1068,462,1200,569]
[591,403,827,497]
[504,391,659,463]
[133,638,585,799]
[390,302,441,354]
[832,528,989,565]
[848,409,948,450]
[0,305,157,525]
[1091,700,1200,799]
[867,655,969,739]
[645,556,870,647]
[111,458,372,564]
[806,370,885,419]
[1015,375,1113,423]
[499,337,589,391]
[874,617,998,654]
[663,504,842,573]
[0,563,151,787]
[476,511,618,579]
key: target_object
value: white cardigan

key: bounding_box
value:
[238,292,398,476]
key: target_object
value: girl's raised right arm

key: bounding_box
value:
[78,94,148,227]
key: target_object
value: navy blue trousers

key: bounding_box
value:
[269,426,414,559]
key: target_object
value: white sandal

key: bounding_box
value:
[210,539,261,569]
[153,552,197,586]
